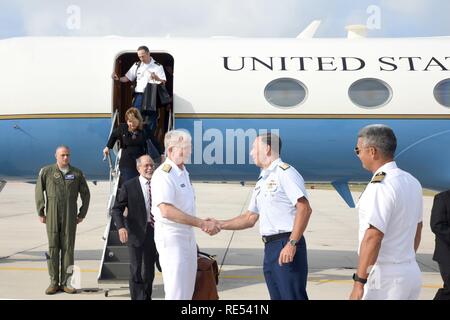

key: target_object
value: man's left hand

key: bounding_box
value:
[77,217,84,224]
[349,283,364,300]
[278,243,297,266]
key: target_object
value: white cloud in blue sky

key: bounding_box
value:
[1,0,449,39]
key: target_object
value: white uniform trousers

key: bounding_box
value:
[155,224,197,300]
[363,260,422,300]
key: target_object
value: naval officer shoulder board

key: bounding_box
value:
[371,172,386,183]
[279,163,291,171]
[162,163,172,173]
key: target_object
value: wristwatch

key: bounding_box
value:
[352,273,367,284]
[288,238,298,246]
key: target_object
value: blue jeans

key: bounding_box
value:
[263,235,308,300]
[133,93,143,111]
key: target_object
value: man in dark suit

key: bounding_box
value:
[430,190,450,300]
[111,154,158,300]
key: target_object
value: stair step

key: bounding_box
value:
[99,262,130,281]
[105,246,129,262]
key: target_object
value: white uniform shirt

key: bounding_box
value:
[138,175,152,222]
[125,58,167,93]
[248,158,308,236]
[357,161,423,264]
[151,158,196,230]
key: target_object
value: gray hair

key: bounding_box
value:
[55,145,70,152]
[164,130,192,150]
[358,124,397,158]
[136,154,152,167]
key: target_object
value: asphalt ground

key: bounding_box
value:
[0,181,442,300]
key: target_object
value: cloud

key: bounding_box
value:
[378,0,450,36]
[6,0,304,37]
[1,0,335,38]
[1,0,449,39]
[380,0,429,16]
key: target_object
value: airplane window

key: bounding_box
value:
[434,79,450,107]
[264,78,307,107]
[348,78,392,108]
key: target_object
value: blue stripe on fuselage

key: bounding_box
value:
[1,117,449,191]
[175,118,450,191]
[0,118,110,180]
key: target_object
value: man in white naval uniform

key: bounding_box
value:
[350,124,423,300]
[112,45,166,112]
[151,130,219,300]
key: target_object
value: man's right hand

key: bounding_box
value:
[111,73,119,81]
[202,218,221,236]
[103,147,110,157]
[39,216,46,224]
[118,228,128,244]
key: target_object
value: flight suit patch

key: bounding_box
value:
[162,164,172,173]
[279,163,291,170]
[54,172,61,179]
[371,172,386,183]
[65,174,75,180]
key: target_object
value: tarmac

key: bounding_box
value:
[0,181,442,300]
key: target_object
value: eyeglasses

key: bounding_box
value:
[354,146,372,155]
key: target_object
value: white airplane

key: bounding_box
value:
[1,23,449,206]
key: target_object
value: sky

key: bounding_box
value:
[0,0,449,39]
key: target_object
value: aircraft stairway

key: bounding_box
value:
[97,110,131,296]
[97,148,131,287]
[96,109,168,296]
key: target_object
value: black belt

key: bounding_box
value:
[262,232,290,244]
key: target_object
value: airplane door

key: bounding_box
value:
[111,52,174,148]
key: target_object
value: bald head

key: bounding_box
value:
[55,145,70,169]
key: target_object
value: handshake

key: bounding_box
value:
[200,218,222,236]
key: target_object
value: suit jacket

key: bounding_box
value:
[430,190,450,265]
[111,176,151,247]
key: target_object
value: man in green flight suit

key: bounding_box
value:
[35,145,90,295]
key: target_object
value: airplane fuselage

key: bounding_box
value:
[0,37,449,191]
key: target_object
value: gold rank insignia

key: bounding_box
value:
[266,179,278,192]
[279,163,291,170]
[162,163,172,173]
[370,172,386,183]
